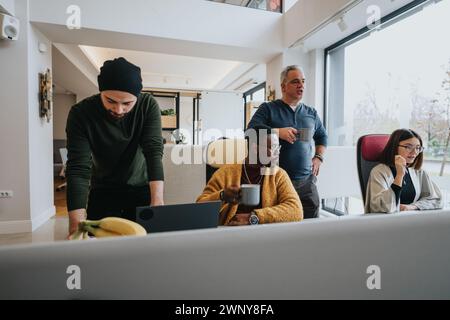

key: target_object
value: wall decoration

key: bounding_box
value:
[39,68,52,122]
[267,86,276,102]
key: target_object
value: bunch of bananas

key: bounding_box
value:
[69,217,147,240]
[68,230,90,240]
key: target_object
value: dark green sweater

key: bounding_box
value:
[65,93,164,211]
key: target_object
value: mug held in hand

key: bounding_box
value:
[240,184,261,206]
[295,128,312,142]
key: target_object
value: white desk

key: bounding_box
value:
[1,210,450,299]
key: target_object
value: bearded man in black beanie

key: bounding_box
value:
[65,57,164,237]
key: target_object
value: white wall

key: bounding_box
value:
[199,91,244,145]
[0,0,29,228]
[0,0,14,15]
[163,145,205,205]
[0,0,54,234]
[266,53,284,100]
[53,94,75,140]
[179,96,195,145]
[309,49,325,119]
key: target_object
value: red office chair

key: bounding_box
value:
[357,134,390,203]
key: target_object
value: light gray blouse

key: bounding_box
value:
[365,164,442,214]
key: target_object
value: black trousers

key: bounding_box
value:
[87,186,150,221]
[292,175,320,219]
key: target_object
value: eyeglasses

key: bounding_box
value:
[398,145,424,153]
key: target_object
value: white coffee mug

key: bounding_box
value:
[240,184,261,206]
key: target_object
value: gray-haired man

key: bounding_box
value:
[247,65,328,218]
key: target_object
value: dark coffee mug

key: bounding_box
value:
[295,128,312,142]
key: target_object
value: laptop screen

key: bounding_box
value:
[136,201,221,233]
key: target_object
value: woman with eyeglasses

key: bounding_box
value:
[365,129,442,213]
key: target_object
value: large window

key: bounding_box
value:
[325,0,450,214]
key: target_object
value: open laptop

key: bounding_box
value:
[136,201,221,234]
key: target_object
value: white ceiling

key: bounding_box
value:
[53,83,73,95]
[52,45,98,100]
[79,45,256,90]
[49,0,416,97]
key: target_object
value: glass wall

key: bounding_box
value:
[325,0,450,214]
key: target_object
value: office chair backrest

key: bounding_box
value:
[205,138,247,183]
[357,134,390,203]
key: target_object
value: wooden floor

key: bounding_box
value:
[54,176,68,217]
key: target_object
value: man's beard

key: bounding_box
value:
[106,110,131,121]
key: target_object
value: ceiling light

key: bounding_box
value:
[337,17,348,32]
[234,78,258,91]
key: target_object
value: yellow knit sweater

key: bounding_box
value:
[196,165,303,225]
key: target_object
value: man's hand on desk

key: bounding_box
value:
[150,199,164,207]
[67,209,87,239]
[228,213,251,226]
[400,204,418,211]
[149,181,164,207]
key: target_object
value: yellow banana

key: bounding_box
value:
[83,225,122,238]
[98,217,147,236]
[82,217,147,236]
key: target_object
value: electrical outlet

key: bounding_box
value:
[0,190,13,198]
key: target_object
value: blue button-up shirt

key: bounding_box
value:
[248,100,328,180]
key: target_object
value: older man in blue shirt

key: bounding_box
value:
[248,65,328,218]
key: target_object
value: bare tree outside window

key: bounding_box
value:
[325,0,450,214]
[439,62,450,176]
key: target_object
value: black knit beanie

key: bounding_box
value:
[97,57,143,97]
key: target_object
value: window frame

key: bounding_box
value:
[244,82,266,129]
[321,0,431,215]
[323,0,429,131]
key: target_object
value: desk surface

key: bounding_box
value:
[1,210,450,299]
